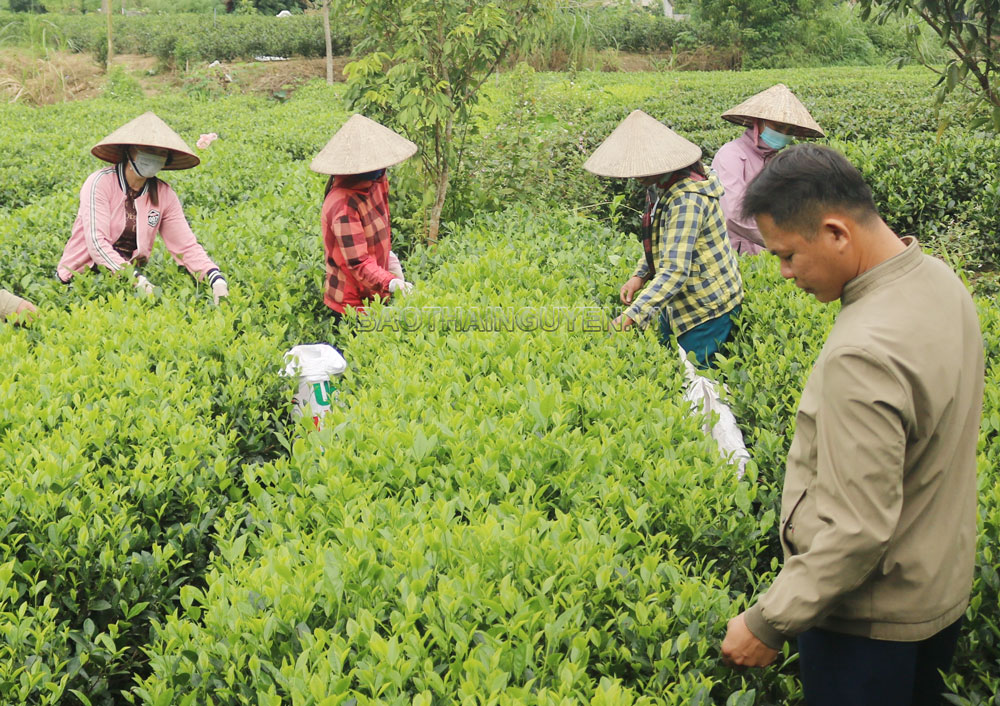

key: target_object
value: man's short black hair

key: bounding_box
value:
[741,144,879,238]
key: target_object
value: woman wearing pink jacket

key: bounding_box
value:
[711,85,825,255]
[57,112,229,304]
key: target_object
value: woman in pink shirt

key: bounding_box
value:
[57,112,229,303]
[711,84,825,255]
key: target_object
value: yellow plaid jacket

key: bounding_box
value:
[624,173,743,335]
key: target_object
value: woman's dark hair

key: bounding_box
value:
[324,175,336,200]
[741,144,878,237]
[682,159,707,179]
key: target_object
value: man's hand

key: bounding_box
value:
[9,298,38,325]
[620,276,646,305]
[610,314,634,333]
[721,612,779,668]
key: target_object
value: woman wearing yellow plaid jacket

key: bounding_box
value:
[585,110,743,368]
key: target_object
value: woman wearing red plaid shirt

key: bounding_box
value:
[310,115,418,321]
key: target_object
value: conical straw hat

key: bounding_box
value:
[310,114,418,175]
[583,110,702,178]
[722,84,825,138]
[91,112,200,170]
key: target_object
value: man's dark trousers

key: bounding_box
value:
[797,619,962,706]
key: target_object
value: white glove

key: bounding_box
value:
[388,278,414,296]
[134,274,155,295]
[212,278,229,305]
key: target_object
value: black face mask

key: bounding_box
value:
[356,168,386,181]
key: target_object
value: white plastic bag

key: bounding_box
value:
[283,344,347,429]
[679,346,751,478]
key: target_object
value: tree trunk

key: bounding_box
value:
[105,0,113,71]
[426,117,455,245]
[427,162,450,245]
[323,0,334,85]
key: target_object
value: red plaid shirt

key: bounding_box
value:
[321,174,396,314]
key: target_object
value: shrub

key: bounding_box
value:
[9,0,48,12]
[460,67,1000,267]
[0,11,352,63]
[588,6,689,53]
[1,68,998,705]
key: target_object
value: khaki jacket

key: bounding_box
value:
[0,289,27,320]
[746,239,984,647]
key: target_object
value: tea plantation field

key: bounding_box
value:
[1,66,998,705]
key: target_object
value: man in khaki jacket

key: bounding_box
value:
[720,144,984,706]
[0,288,36,323]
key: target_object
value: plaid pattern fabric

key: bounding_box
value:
[322,174,397,314]
[625,173,743,335]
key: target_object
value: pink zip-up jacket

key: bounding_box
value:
[57,162,219,282]
[710,124,778,256]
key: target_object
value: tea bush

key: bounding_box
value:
[125,208,787,706]
[465,66,1000,267]
[0,11,352,64]
[725,255,1000,705]
[0,4,939,69]
[0,65,997,705]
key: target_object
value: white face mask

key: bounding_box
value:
[130,150,168,178]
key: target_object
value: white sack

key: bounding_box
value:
[679,346,751,478]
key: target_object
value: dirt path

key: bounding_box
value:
[0,52,351,105]
[2,51,721,106]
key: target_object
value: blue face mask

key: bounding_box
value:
[760,126,793,150]
[357,168,386,181]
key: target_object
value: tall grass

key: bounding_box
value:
[0,12,71,55]
[781,2,949,69]
[0,48,78,103]
[0,14,85,104]
[522,7,599,71]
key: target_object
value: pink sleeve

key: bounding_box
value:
[711,146,764,247]
[157,186,220,279]
[79,170,128,273]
